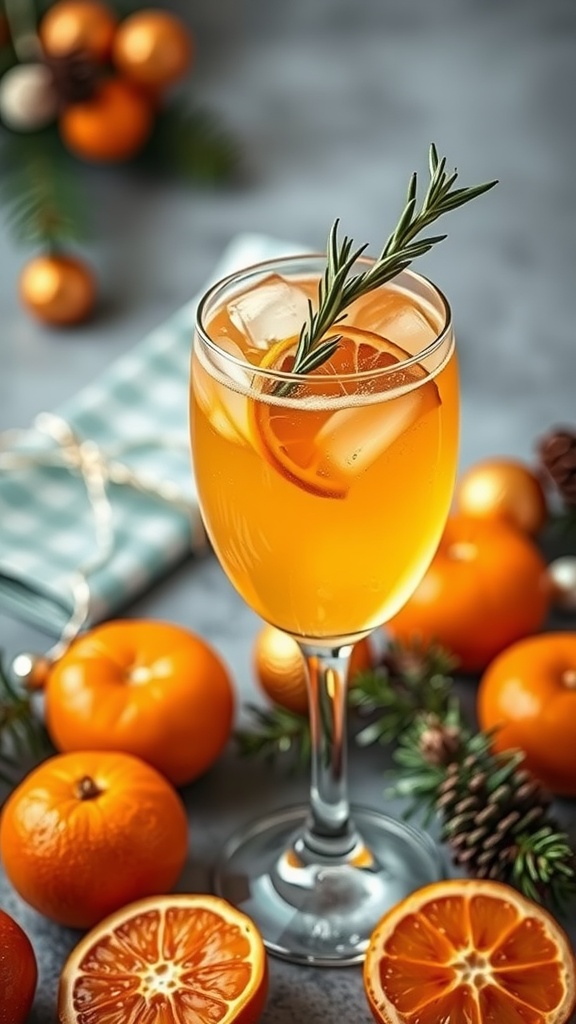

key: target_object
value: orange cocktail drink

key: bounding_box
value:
[189,149,494,967]
[191,258,458,646]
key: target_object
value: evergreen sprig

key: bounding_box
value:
[350,638,457,747]
[291,145,497,375]
[0,129,86,247]
[0,652,50,792]
[235,703,310,769]
[386,702,468,820]
[142,102,241,185]
[389,709,576,912]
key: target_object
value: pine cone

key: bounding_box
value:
[437,757,552,881]
[44,50,100,107]
[418,716,462,766]
[538,427,576,508]
[381,643,430,681]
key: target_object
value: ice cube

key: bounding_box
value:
[316,380,440,479]
[227,274,310,349]
[348,290,439,355]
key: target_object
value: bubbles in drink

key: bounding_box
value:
[227,274,311,350]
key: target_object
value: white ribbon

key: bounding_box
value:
[0,412,202,662]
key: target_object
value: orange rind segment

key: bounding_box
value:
[194,337,253,445]
[58,893,268,1024]
[252,326,441,498]
[363,879,576,1024]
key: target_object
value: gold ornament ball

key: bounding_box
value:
[547,557,576,612]
[39,0,118,63]
[113,10,194,90]
[0,63,59,132]
[19,253,97,327]
[11,653,53,690]
[454,458,548,537]
[253,624,373,715]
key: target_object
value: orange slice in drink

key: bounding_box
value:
[58,894,268,1024]
[252,326,440,498]
[363,878,576,1024]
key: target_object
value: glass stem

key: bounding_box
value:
[298,643,358,859]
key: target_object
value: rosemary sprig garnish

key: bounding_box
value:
[292,144,497,375]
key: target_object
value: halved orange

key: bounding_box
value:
[252,326,440,498]
[58,894,268,1024]
[363,879,576,1024]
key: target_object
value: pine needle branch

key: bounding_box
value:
[0,129,87,247]
[350,637,457,747]
[389,712,576,913]
[141,101,241,185]
[235,703,310,770]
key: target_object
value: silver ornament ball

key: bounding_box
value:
[0,63,58,132]
[548,556,576,612]
[11,652,52,689]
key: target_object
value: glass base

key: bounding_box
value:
[213,804,445,966]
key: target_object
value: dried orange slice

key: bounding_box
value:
[58,893,268,1024]
[252,326,440,498]
[363,879,576,1024]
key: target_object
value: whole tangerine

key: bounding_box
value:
[0,909,37,1024]
[59,77,153,162]
[0,750,189,929]
[45,619,235,786]
[478,632,576,795]
[387,515,551,673]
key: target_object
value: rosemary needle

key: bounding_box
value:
[292,144,497,376]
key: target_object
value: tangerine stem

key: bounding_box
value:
[74,775,102,801]
[298,643,358,857]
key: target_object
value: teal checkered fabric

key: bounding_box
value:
[0,234,298,636]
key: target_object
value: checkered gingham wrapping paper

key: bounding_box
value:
[0,234,298,636]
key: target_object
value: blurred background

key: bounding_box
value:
[0,0,574,470]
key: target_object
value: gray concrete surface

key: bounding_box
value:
[0,0,575,1021]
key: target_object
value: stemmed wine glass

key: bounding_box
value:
[190,252,458,965]
[189,145,497,966]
